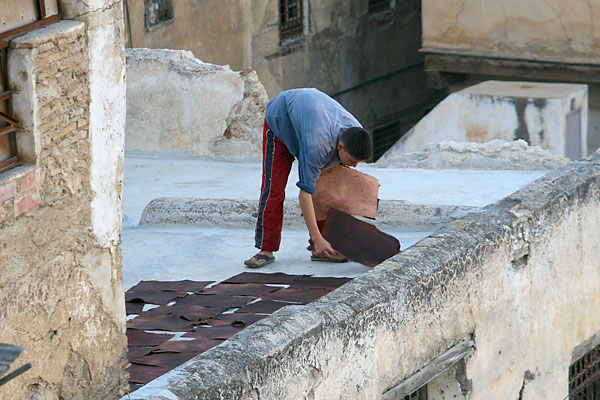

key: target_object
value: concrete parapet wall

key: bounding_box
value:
[125,49,267,158]
[139,197,476,227]
[131,150,600,399]
[0,17,127,399]
[383,81,588,159]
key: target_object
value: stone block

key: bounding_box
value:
[15,191,40,216]
[0,180,17,203]
[19,170,37,192]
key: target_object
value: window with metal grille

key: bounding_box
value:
[279,0,304,42]
[368,0,391,15]
[404,386,427,400]
[371,121,403,161]
[0,0,61,173]
[145,0,174,28]
[569,343,600,399]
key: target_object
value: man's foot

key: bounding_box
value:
[244,252,275,268]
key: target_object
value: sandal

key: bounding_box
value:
[310,254,348,263]
[244,253,275,268]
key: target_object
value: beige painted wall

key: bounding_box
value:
[125,0,252,70]
[422,0,600,63]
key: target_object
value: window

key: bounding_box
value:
[404,386,427,400]
[368,0,392,15]
[569,343,600,399]
[371,121,402,161]
[0,0,61,173]
[279,0,304,42]
[145,0,174,29]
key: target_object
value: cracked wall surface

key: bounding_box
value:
[131,150,600,398]
[0,2,128,398]
[422,0,600,63]
[125,49,268,157]
[123,0,435,137]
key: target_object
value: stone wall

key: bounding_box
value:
[125,48,268,157]
[123,0,437,139]
[382,81,588,159]
[130,149,600,398]
[0,16,127,400]
[422,0,600,64]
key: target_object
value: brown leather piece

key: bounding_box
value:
[208,312,268,327]
[152,338,223,354]
[142,304,229,323]
[175,294,251,308]
[126,314,196,332]
[128,280,214,293]
[183,325,245,340]
[236,300,291,314]
[199,283,280,297]
[312,165,379,221]
[125,289,187,305]
[126,301,144,315]
[222,272,305,285]
[127,363,170,384]
[127,329,174,347]
[290,276,352,289]
[322,208,401,267]
[261,287,333,304]
[127,346,155,362]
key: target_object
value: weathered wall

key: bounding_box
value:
[125,48,267,157]
[422,0,600,64]
[1,18,127,399]
[383,81,588,158]
[125,0,253,71]
[130,149,600,398]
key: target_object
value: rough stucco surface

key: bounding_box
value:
[378,139,570,170]
[422,0,600,64]
[383,81,588,158]
[131,150,600,399]
[139,197,475,228]
[125,48,267,157]
[0,15,127,400]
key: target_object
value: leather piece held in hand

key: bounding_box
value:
[322,208,400,267]
[313,165,379,221]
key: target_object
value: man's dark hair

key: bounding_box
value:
[340,127,373,161]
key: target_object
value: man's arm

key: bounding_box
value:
[298,189,340,258]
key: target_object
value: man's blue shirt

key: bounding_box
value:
[265,88,362,194]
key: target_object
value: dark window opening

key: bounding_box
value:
[279,0,304,42]
[368,0,391,15]
[404,386,427,400]
[569,343,600,399]
[371,121,404,162]
[145,0,174,28]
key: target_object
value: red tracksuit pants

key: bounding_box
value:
[254,120,324,251]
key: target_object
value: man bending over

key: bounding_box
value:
[244,88,373,268]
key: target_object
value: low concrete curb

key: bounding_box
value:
[139,198,477,227]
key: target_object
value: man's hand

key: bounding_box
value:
[298,189,345,259]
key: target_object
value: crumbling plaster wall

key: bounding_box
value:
[383,81,588,158]
[131,150,600,399]
[251,0,435,130]
[422,0,600,63]
[0,4,128,398]
[125,48,268,157]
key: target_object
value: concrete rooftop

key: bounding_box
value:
[121,150,547,290]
